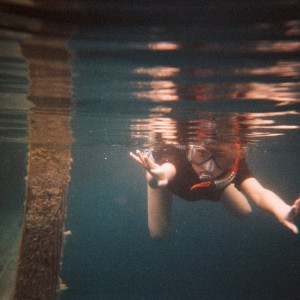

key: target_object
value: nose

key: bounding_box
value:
[204,158,216,173]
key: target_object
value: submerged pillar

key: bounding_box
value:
[13,32,74,299]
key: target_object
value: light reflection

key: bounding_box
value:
[238,61,300,77]
[150,106,173,114]
[148,42,180,51]
[134,80,179,102]
[285,20,300,36]
[133,60,299,104]
[242,111,300,117]
[131,109,300,147]
[250,20,300,38]
[133,67,180,78]
[254,41,300,52]
[134,79,300,104]
[131,116,178,145]
[246,132,284,138]
[131,113,242,147]
[131,38,300,144]
[251,125,299,129]
[233,82,300,104]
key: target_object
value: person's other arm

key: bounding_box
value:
[240,177,300,234]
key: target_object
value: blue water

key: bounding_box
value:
[0,1,300,299]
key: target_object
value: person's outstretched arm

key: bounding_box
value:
[147,182,173,241]
[240,177,300,234]
[130,150,176,240]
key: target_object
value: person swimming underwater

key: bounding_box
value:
[130,141,300,241]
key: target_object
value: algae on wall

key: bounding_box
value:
[13,8,75,298]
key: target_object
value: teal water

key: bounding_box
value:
[0,1,300,299]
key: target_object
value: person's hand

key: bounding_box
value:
[130,150,171,187]
[283,197,300,234]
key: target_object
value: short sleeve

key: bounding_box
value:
[234,159,254,189]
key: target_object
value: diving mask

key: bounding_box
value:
[187,145,213,165]
[187,144,237,171]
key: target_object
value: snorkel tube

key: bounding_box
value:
[190,144,241,191]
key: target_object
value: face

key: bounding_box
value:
[187,144,238,180]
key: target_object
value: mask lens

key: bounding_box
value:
[188,144,238,170]
[188,146,212,165]
[209,145,237,170]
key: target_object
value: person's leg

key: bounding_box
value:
[147,184,173,241]
[220,183,252,218]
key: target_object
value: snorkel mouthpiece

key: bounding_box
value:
[199,173,213,181]
[190,154,240,191]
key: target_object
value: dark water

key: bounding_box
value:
[0,1,300,299]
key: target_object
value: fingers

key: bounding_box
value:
[293,197,300,214]
[129,151,143,165]
[288,198,300,221]
[130,150,152,170]
[283,220,299,234]
[284,202,300,234]
[137,150,152,169]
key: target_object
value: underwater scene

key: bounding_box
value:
[0,0,300,299]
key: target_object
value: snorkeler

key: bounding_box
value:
[130,142,300,241]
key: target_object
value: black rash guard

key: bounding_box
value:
[152,145,253,202]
